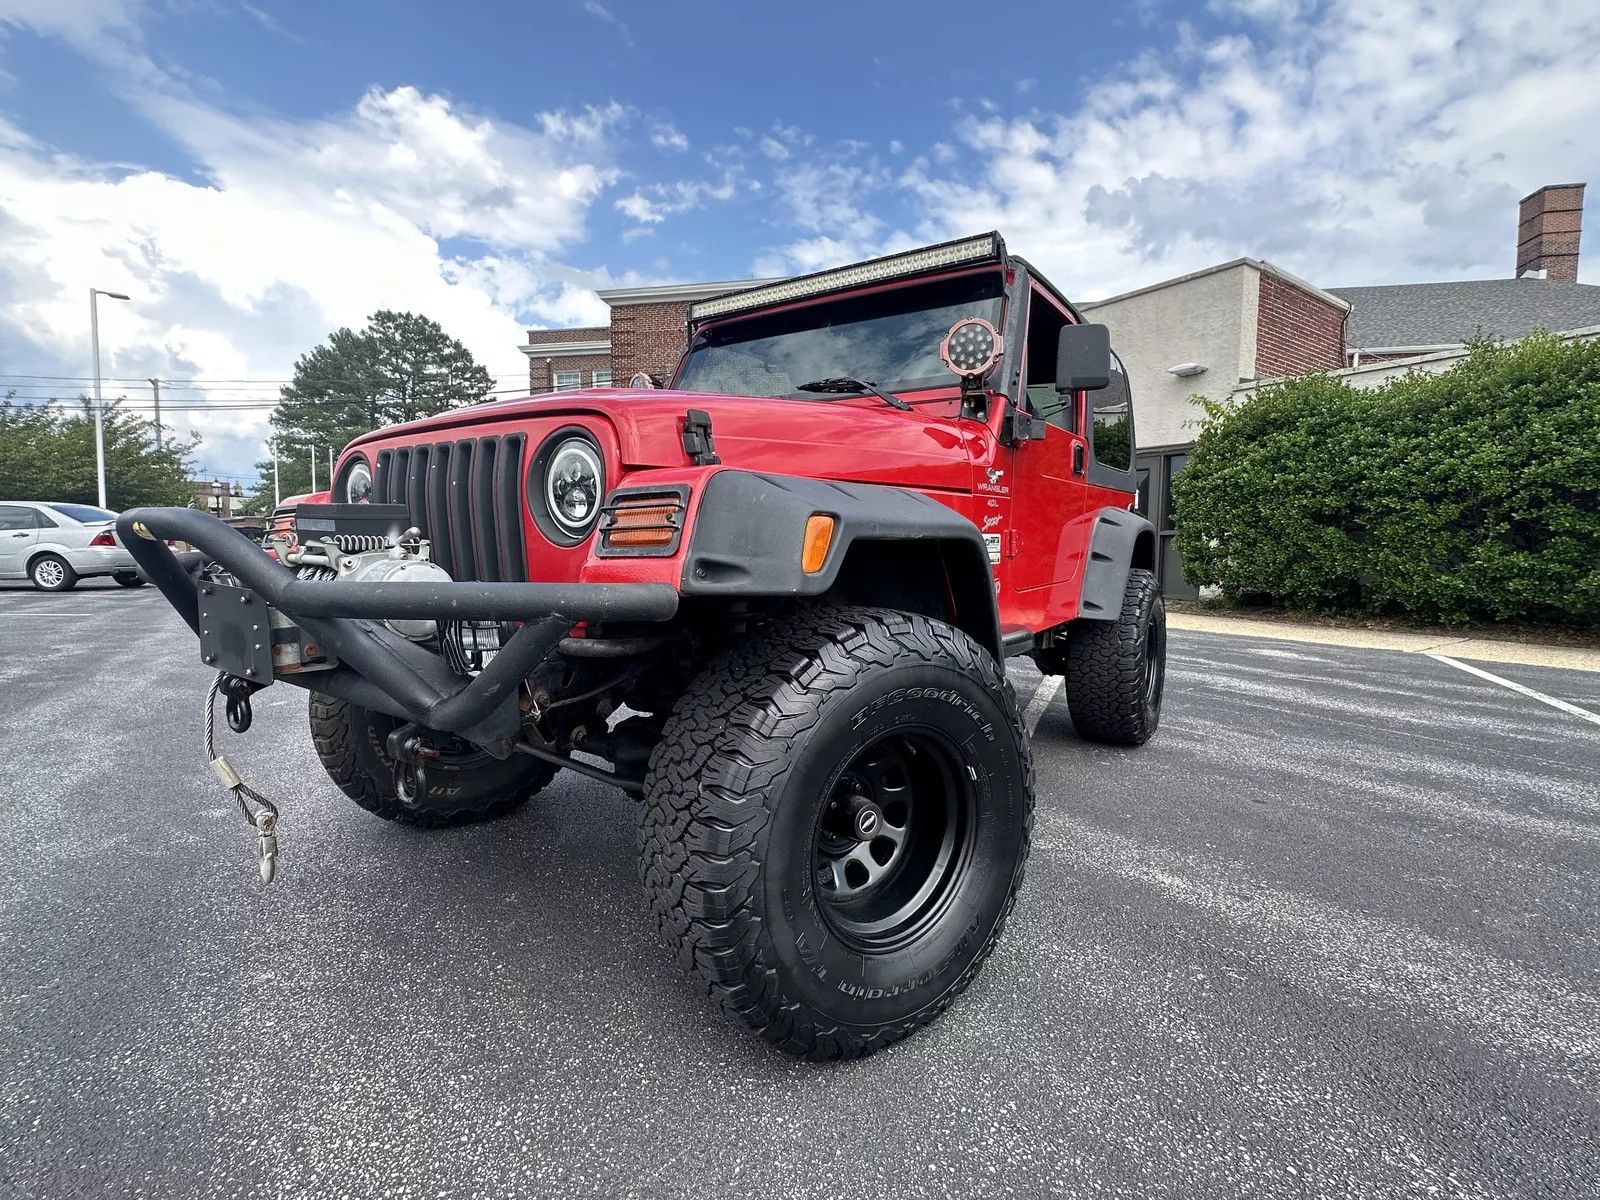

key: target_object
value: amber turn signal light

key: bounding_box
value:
[606,502,678,548]
[802,514,835,574]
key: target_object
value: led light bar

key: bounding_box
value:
[689,232,1005,324]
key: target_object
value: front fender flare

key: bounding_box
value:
[680,470,1002,662]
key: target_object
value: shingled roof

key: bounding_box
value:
[1330,278,1600,350]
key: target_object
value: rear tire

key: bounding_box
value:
[112,571,146,587]
[1060,567,1165,746]
[640,607,1033,1060]
[30,554,78,591]
[309,693,556,827]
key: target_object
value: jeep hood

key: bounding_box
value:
[347,388,978,492]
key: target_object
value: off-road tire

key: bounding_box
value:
[112,570,146,587]
[309,693,556,827]
[640,606,1034,1060]
[29,553,78,591]
[1062,567,1165,746]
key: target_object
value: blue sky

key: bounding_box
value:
[1,0,1597,479]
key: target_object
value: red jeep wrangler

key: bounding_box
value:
[122,232,1164,1059]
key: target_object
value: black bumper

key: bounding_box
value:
[118,507,679,743]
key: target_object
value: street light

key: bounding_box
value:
[89,287,130,510]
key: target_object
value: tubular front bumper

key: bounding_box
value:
[117,507,679,743]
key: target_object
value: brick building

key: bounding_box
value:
[521,279,775,394]
[521,326,613,393]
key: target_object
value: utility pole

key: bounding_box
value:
[89,287,130,509]
[272,439,281,508]
[149,378,161,450]
[328,445,334,483]
[310,445,317,494]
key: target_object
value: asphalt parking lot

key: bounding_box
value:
[2,583,1597,1199]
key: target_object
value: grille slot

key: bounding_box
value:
[370,437,528,582]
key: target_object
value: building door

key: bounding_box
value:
[1133,450,1197,600]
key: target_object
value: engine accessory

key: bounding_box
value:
[285,525,449,643]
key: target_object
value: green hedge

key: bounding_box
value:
[1170,334,1600,625]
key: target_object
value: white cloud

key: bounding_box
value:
[613,173,739,225]
[753,0,1600,298]
[914,0,1600,295]
[758,136,790,160]
[650,120,688,152]
[0,23,630,472]
[238,3,300,43]
[580,0,631,48]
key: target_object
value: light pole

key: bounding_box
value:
[271,438,281,508]
[89,287,130,510]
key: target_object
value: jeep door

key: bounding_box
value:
[1003,287,1097,593]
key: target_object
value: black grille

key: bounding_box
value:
[373,434,528,581]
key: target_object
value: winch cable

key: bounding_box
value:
[204,671,281,883]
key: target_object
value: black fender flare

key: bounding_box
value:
[1076,507,1158,620]
[680,470,1003,663]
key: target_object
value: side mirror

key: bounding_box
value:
[1057,324,1111,392]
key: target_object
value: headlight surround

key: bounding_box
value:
[528,428,606,545]
[340,455,373,504]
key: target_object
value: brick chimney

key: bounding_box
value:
[1516,183,1584,282]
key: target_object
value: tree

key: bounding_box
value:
[0,396,195,509]
[245,311,494,510]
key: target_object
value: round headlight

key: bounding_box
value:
[344,458,373,504]
[544,437,603,536]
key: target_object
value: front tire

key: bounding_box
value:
[1060,567,1165,746]
[30,554,78,591]
[640,607,1033,1060]
[309,694,556,827]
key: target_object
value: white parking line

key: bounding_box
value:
[1429,654,1600,729]
[1024,676,1063,735]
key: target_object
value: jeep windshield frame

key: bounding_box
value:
[672,269,1007,402]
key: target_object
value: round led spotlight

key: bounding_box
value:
[939,316,1003,379]
[629,371,657,389]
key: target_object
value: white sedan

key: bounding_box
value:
[0,502,143,591]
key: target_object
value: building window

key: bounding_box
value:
[592,370,612,387]
[552,371,582,392]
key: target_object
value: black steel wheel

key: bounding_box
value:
[641,606,1033,1060]
[812,731,975,952]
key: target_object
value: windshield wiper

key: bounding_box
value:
[795,377,913,412]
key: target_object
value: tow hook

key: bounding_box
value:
[203,672,281,885]
[385,724,440,809]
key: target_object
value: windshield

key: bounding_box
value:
[675,271,1005,399]
[47,503,117,523]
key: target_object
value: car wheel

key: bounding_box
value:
[640,606,1034,1060]
[308,693,557,827]
[112,570,146,587]
[1062,567,1165,746]
[30,554,78,592]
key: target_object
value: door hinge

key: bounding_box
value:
[681,409,720,466]
[1005,530,1021,557]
